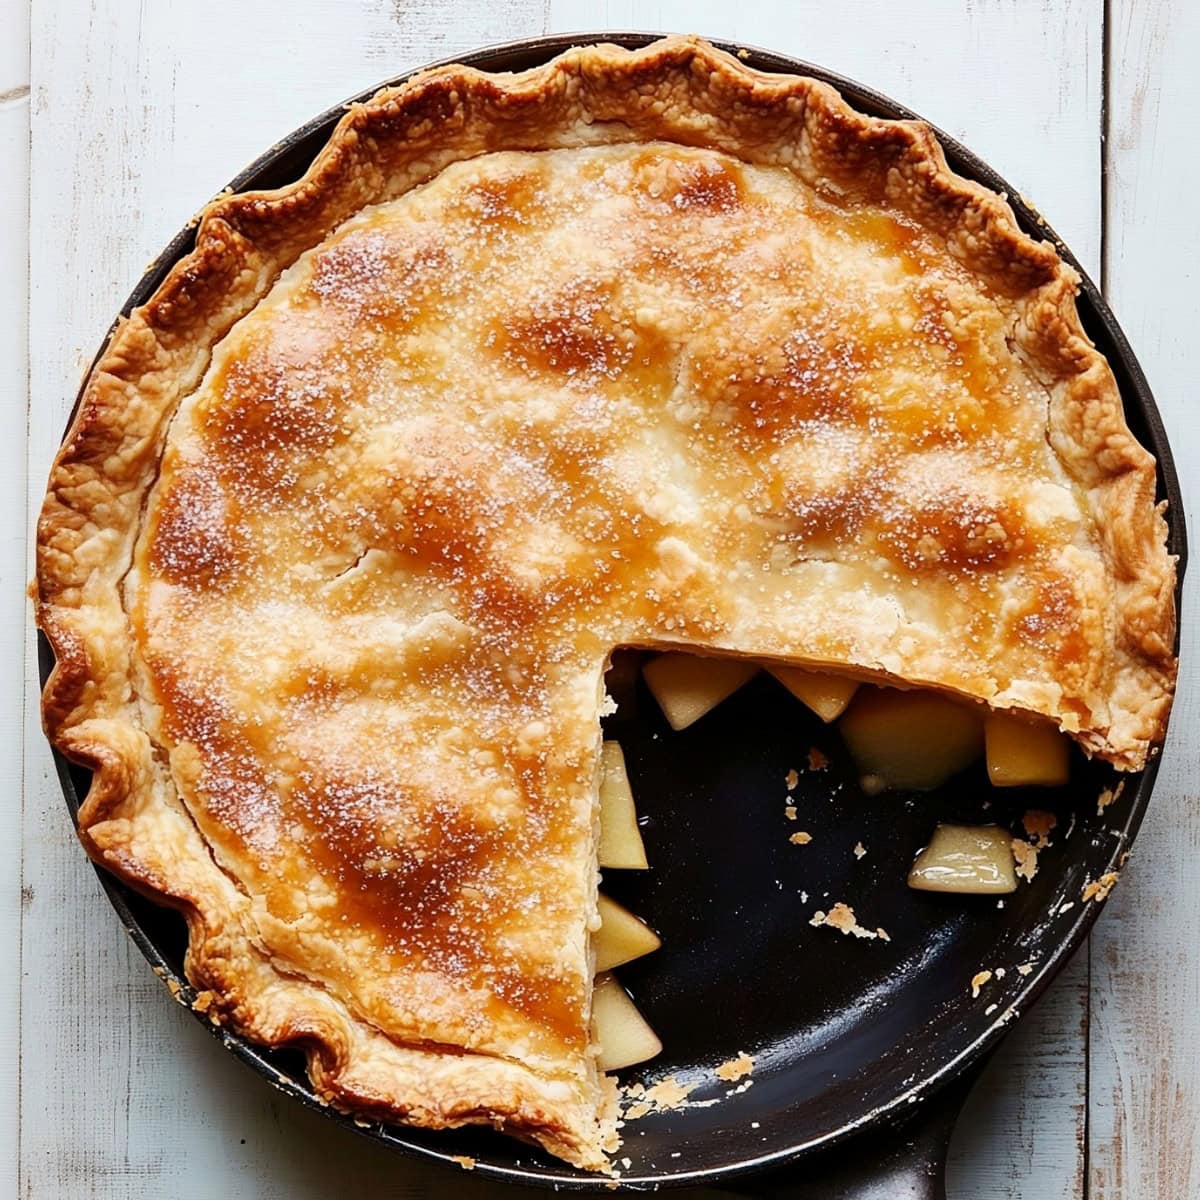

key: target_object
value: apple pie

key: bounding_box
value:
[36,36,1176,1168]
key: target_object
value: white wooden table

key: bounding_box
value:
[7,1,1197,1196]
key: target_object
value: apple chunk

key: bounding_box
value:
[769,666,859,722]
[985,712,1071,787]
[597,741,648,870]
[643,653,758,731]
[908,824,1018,894]
[592,973,662,1072]
[839,687,984,793]
[594,893,661,972]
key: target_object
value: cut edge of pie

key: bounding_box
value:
[35,36,1177,1170]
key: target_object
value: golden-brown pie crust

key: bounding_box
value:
[36,36,1176,1168]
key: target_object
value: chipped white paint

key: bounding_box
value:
[10,1,1186,1197]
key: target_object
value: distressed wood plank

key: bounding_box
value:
[23,1,1109,1197]
[0,0,28,96]
[1088,2,1200,1197]
[1,0,30,1194]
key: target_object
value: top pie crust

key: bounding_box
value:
[36,37,1176,1168]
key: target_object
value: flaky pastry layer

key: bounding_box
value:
[37,37,1175,1168]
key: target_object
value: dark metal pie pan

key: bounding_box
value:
[41,31,1185,1198]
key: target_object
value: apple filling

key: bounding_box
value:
[642,652,758,731]
[594,894,661,972]
[985,712,1071,787]
[639,651,1072,797]
[591,973,662,1072]
[590,735,661,1071]
[839,688,985,794]
[767,665,859,722]
[908,824,1018,894]
[597,741,648,870]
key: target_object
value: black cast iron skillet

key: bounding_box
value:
[41,31,1186,1198]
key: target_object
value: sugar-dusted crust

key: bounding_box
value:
[36,36,1176,1168]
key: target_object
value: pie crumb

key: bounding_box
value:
[451,1155,476,1171]
[643,1076,696,1110]
[1008,811,1056,878]
[1097,780,1125,815]
[785,769,799,790]
[1011,837,1040,882]
[807,747,829,772]
[1017,962,1035,976]
[784,805,797,821]
[971,970,993,998]
[599,1075,623,1153]
[1082,871,1120,903]
[790,831,812,845]
[715,1052,754,1082]
[1022,810,1056,847]
[810,902,885,940]
[853,842,866,860]
[618,1073,697,1123]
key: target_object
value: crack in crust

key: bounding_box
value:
[35,36,1176,1169]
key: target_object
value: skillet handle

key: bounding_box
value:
[731,1070,978,1200]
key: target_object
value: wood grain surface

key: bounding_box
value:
[12,1,1193,1197]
